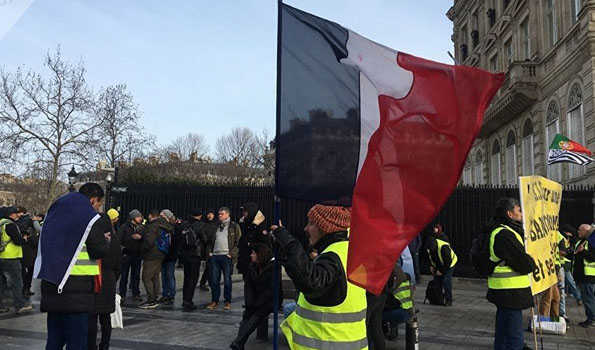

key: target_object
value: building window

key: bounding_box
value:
[546,101,561,181]
[567,83,585,178]
[520,18,531,60]
[546,0,557,47]
[571,0,581,24]
[490,54,499,72]
[506,131,517,185]
[474,150,484,185]
[505,38,514,66]
[471,11,480,48]
[522,119,535,175]
[491,139,501,186]
[463,166,473,185]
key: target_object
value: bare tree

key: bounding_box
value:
[166,133,210,161]
[93,84,152,167]
[215,127,270,168]
[0,48,99,207]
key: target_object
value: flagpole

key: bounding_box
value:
[272,1,283,349]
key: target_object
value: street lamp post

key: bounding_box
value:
[105,172,114,209]
[67,166,79,192]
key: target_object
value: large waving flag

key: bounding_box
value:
[275,4,504,294]
[547,134,593,166]
[33,192,100,292]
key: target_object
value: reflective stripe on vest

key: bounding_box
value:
[556,232,570,266]
[393,279,413,310]
[0,218,22,259]
[488,225,531,290]
[70,244,99,276]
[432,239,458,268]
[281,240,368,350]
[575,240,595,277]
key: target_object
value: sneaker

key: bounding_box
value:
[138,300,156,309]
[206,302,218,310]
[164,298,174,306]
[224,302,231,311]
[16,305,33,314]
[578,320,594,328]
[157,296,169,303]
[199,285,209,291]
[133,295,143,302]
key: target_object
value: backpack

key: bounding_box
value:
[156,230,171,255]
[424,279,445,306]
[470,228,500,277]
[182,225,199,249]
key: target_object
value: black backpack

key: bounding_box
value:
[470,227,501,277]
[182,225,199,249]
[424,279,445,305]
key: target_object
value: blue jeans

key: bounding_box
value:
[119,254,141,298]
[565,269,582,301]
[210,255,232,303]
[0,258,26,309]
[382,308,411,326]
[578,283,595,322]
[434,267,454,302]
[494,307,523,350]
[46,312,88,350]
[161,260,176,298]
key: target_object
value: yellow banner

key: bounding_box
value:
[519,176,562,295]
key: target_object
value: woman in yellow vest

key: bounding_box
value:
[272,205,368,350]
[427,224,457,306]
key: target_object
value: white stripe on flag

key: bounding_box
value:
[357,72,380,177]
[58,213,101,293]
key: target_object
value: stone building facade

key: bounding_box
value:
[448,0,594,186]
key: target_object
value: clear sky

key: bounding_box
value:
[0,0,454,150]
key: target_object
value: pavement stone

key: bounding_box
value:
[0,267,593,349]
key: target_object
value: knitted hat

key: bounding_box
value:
[129,209,142,220]
[160,209,175,221]
[107,208,119,221]
[307,204,351,234]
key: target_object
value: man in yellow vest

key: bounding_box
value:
[574,224,595,328]
[272,205,368,350]
[485,198,536,350]
[39,183,111,350]
[0,206,33,314]
[427,224,457,306]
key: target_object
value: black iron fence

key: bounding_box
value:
[111,184,594,277]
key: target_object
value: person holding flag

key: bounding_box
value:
[273,204,368,350]
[34,183,111,350]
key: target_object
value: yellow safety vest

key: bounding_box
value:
[575,240,595,277]
[429,239,458,269]
[393,278,413,311]
[70,244,100,276]
[556,231,570,266]
[0,218,22,259]
[281,240,368,350]
[488,225,531,290]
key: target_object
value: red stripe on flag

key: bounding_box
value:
[347,53,504,294]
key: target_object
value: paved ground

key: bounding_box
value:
[0,268,593,349]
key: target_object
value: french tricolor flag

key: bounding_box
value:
[275,3,504,294]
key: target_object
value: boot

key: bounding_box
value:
[231,314,266,349]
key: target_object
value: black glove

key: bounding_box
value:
[271,227,294,249]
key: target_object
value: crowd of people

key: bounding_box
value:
[0,183,593,350]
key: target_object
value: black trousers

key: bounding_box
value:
[21,264,34,293]
[199,259,210,287]
[242,279,268,339]
[366,292,388,350]
[233,307,271,347]
[183,257,201,305]
[88,313,112,350]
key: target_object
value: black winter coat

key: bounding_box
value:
[180,218,207,259]
[201,220,218,257]
[41,215,111,313]
[486,219,536,310]
[245,259,281,312]
[275,228,348,307]
[95,223,122,314]
[238,209,268,275]
[118,221,144,256]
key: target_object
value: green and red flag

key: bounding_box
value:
[547,134,593,166]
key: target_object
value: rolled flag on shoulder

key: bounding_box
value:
[547,134,593,166]
[275,3,504,294]
[33,192,101,293]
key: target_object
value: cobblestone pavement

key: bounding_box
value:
[0,268,593,349]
